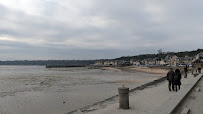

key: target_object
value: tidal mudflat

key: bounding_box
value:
[0,66,165,114]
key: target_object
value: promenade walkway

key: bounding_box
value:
[86,73,199,114]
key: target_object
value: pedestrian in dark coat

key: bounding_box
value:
[184,65,188,78]
[198,67,201,73]
[174,69,182,92]
[167,68,175,91]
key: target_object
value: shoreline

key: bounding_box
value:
[91,66,170,77]
[96,65,193,75]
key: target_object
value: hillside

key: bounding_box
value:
[114,49,203,61]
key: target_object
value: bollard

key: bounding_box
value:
[118,85,129,109]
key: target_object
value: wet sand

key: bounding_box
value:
[0,66,165,114]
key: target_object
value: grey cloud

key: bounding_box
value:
[0,0,203,60]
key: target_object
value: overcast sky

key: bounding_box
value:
[0,0,203,60]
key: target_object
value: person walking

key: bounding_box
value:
[167,68,175,91]
[174,69,182,92]
[198,67,201,73]
[184,65,188,78]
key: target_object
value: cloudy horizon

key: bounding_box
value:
[0,0,203,60]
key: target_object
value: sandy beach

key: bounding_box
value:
[118,66,168,75]
[0,65,166,114]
